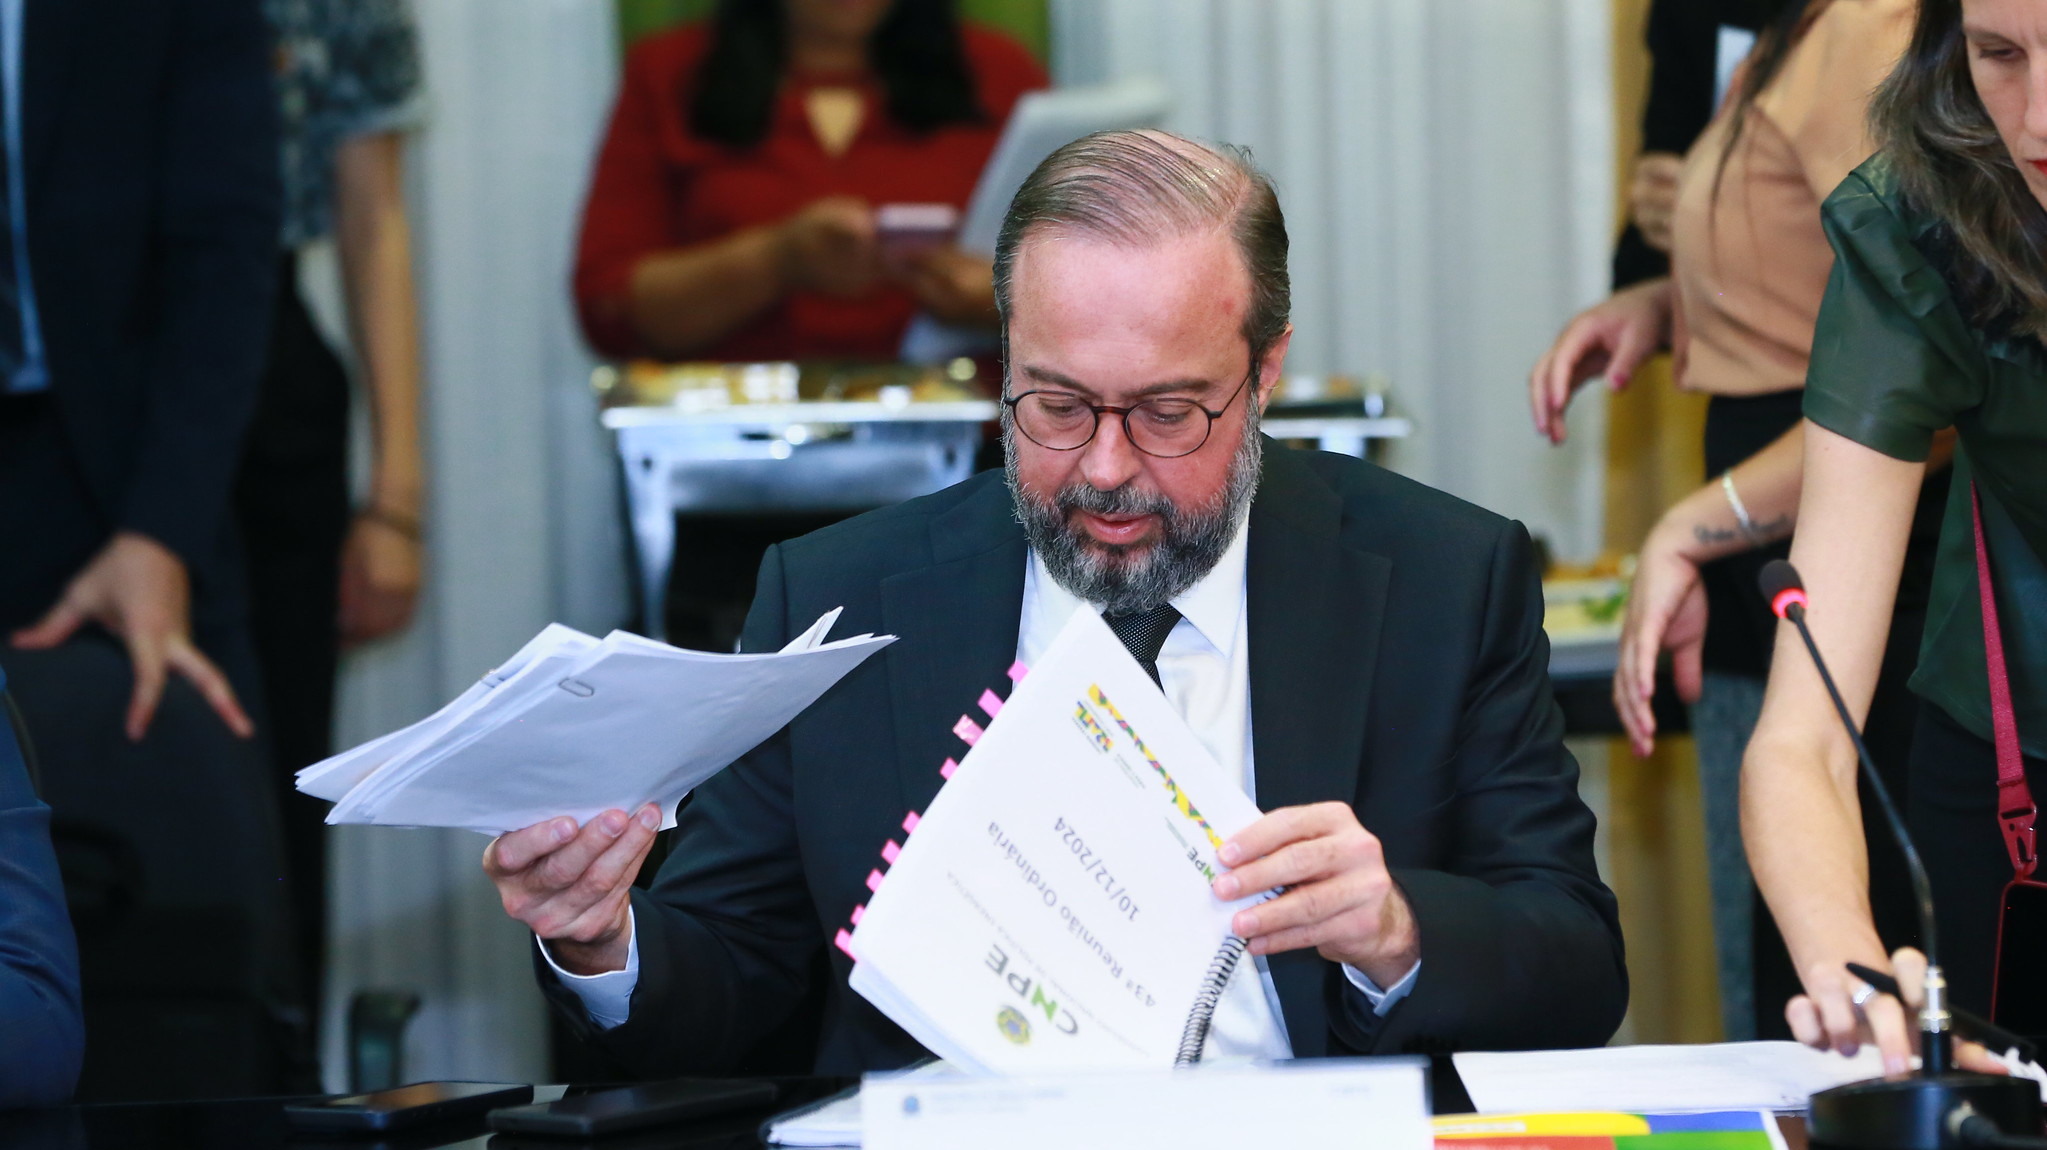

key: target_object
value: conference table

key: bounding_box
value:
[1,1067,1817,1150]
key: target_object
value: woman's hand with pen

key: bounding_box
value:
[1787,946,2010,1077]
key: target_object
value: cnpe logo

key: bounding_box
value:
[996,1005,1031,1045]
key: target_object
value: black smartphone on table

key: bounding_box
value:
[284,1081,533,1133]
[487,1078,779,1138]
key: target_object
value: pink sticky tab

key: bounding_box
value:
[902,811,921,833]
[850,904,866,925]
[978,689,1003,719]
[953,716,983,745]
[866,868,884,892]
[1008,660,1029,682]
[834,929,856,958]
[940,758,958,779]
[881,839,902,864]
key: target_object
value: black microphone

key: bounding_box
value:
[1759,558,1948,1071]
[1759,559,2043,1148]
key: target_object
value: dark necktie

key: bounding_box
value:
[0,4,44,396]
[0,53,19,389]
[1102,604,1182,689]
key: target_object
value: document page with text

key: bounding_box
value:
[848,607,1265,1072]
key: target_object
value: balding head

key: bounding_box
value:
[993,129,1290,366]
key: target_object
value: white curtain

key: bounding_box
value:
[1049,0,1615,560]
[320,0,629,1088]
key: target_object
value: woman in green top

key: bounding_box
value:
[1744,0,2047,1069]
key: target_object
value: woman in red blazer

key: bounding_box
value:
[574,0,1047,363]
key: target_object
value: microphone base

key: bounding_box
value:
[1809,1072,2043,1149]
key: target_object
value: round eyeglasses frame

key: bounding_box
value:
[1001,368,1255,459]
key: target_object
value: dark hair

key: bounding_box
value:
[688,0,985,149]
[1870,0,2047,339]
[992,131,1290,379]
[1710,0,1810,204]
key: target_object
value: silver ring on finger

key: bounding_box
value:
[1850,981,1878,1017]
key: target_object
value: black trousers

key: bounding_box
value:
[233,255,352,1008]
[1909,700,2047,1019]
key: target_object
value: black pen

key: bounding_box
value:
[1845,961,2039,1064]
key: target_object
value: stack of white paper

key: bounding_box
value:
[858,1059,1429,1150]
[846,607,1266,1073]
[297,609,892,835]
[765,1059,1431,1150]
[766,1063,955,1148]
[1452,1042,1892,1113]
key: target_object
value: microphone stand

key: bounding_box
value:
[1758,562,2042,1149]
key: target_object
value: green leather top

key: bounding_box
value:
[1805,154,2047,757]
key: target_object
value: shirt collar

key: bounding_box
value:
[1026,511,1250,655]
[1167,512,1249,655]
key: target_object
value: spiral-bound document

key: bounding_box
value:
[844,607,1266,1073]
[295,609,892,835]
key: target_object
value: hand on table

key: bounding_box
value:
[1628,152,1683,253]
[897,246,997,327]
[1787,946,2007,1077]
[339,510,422,647]
[1613,516,1709,758]
[1527,278,1673,445]
[10,530,253,741]
[775,196,881,299]
[1210,801,1419,988]
[483,804,663,975]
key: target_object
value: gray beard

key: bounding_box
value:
[1005,412,1262,615]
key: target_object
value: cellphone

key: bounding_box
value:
[1993,878,2047,1043]
[486,1078,779,1138]
[874,202,959,264]
[284,1081,533,1133]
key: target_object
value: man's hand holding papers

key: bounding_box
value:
[1213,803,1420,988]
[483,803,664,975]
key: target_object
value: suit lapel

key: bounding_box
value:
[880,478,1028,819]
[1245,445,1392,1054]
[1247,446,1390,812]
[21,0,86,193]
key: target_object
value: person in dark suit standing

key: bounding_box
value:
[0,0,279,735]
[484,130,1628,1072]
[0,0,302,1098]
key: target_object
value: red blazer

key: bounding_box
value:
[573,23,1046,362]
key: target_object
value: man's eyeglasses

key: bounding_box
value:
[1002,370,1254,459]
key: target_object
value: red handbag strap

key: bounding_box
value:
[1972,482,2039,879]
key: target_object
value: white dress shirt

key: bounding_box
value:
[546,520,1419,1044]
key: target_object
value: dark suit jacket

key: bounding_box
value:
[16,0,279,603]
[544,444,1628,1072]
[0,666,84,1106]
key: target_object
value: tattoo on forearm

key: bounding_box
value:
[1693,513,1792,548]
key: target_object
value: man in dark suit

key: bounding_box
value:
[486,130,1627,1070]
[0,0,279,737]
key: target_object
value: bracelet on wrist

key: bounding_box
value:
[1720,471,1767,547]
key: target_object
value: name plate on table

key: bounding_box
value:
[860,1059,1430,1150]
